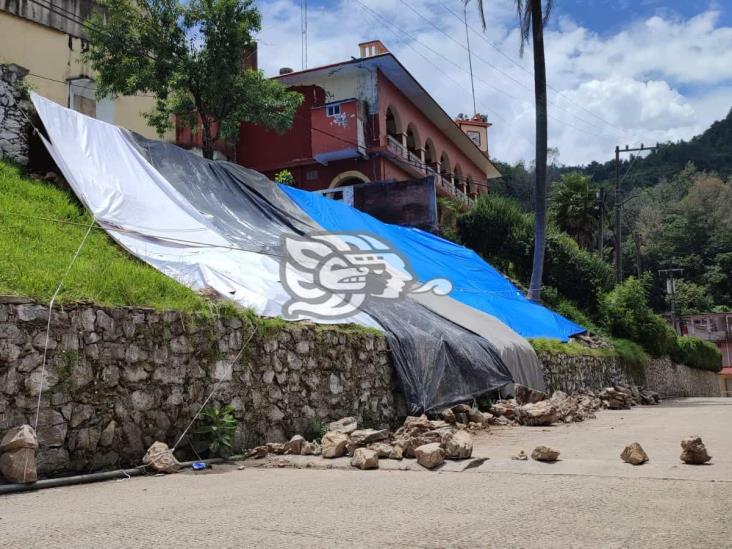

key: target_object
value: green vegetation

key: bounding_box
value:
[84,0,303,160]
[0,161,208,311]
[192,404,238,457]
[458,193,613,312]
[670,336,723,373]
[274,169,295,186]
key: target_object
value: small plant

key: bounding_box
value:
[274,169,295,185]
[302,419,328,442]
[192,404,237,457]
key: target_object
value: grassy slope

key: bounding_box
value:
[0,161,207,311]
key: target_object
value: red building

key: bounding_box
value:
[682,312,732,368]
[237,40,500,205]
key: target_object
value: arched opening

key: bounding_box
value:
[454,164,464,192]
[329,170,370,189]
[405,123,421,160]
[385,105,402,143]
[439,151,451,182]
[424,138,436,169]
[465,175,473,196]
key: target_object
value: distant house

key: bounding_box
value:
[681,312,732,369]
[0,0,165,139]
[235,40,500,206]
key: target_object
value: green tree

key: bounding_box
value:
[83,0,303,159]
[672,280,714,316]
[550,172,598,250]
[469,0,553,301]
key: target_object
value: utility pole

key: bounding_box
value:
[659,268,684,334]
[464,3,477,116]
[613,143,659,283]
[596,187,606,256]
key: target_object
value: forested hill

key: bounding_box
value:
[574,108,732,187]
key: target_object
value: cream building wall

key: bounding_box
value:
[0,10,171,140]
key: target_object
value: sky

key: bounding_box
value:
[253,0,732,166]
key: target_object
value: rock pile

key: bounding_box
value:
[244,413,479,471]
[680,436,712,465]
[0,424,38,483]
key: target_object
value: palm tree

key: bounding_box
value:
[468,0,553,301]
[550,172,599,250]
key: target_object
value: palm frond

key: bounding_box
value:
[466,0,487,31]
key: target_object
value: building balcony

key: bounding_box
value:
[385,134,474,207]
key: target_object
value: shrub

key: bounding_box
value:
[601,277,675,357]
[192,404,237,457]
[670,336,723,372]
[612,338,650,379]
[458,194,613,311]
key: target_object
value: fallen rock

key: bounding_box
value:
[549,391,579,423]
[531,445,560,462]
[440,408,456,424]
[511,450,528,461]
[301,441,321,456]
[142,441,180,474]
[490,401,517,420]
[516,400,557,426]
[468,408,485,425]
[639,388,660,405]
[0,425,38,453]
[680,436,712,465]
[284,434,305,455]
[346,429,390,455]
[328,417,358,434]
[0,448,37,483]
[403,415,432,433]
[414,443,445,469]
[514,384,547,405]
[451,403,471,414]
[388,443,404,460]
[599,387,632,410]
[266,442,286,455]
[321,431,349,458]
[248,445,268,459]
[442,429,473,459]
[620,442,649,465]
[369,442,394,458]
[351,448,379,470]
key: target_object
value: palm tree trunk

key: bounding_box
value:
[527,0,548,302]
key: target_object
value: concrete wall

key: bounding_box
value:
[0,298,397,475]
[0,11,170,139]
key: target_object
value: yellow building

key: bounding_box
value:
[0,0,167,139]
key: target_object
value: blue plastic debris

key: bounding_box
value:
[191,461,207,470]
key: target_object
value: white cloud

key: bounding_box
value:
[254,0,732,166]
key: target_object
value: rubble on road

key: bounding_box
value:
[0,424,38,483]
[142,441,180,474]
[321,431,349,458]
[531,445,560,462]
[328,417,358,434]
[620,442,649,465]
[514,384,547,405]
[351,448,379,470]
[516,400,557,426]
[415,443,445,469]
[680,436,712,465]
[511,450,528,461]
[599,387,633,409]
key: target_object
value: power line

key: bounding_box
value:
[397,0,626,140]
[442,1,628,135]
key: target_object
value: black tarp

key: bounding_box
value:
[128,132,514,413]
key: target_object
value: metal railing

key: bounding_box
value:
[385,134,474,207]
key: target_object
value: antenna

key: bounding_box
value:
[301,0,308,70]
[463,3,477,116]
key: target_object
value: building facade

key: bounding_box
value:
[0,0,166,139]
[237,41,500,206]
[681,312,732,368]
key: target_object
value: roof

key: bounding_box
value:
[274,54,501,179]
[721,368,732,376]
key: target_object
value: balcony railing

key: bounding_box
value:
[385,134,474,207]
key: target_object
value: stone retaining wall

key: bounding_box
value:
[0,298,397,475]
[537,352,635,394]
[0,63,30,166]
[537,350,720,398]
[644,357,721,398]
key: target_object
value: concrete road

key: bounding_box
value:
[1,398,731,548]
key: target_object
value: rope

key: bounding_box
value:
[33,217,96,430]
[171,322,256,451]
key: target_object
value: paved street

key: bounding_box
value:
[1,398,731,548]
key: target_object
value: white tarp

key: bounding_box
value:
[32,92,379,327]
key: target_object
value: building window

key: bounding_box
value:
[306,170,319,181]
[68,77,116,124]
[466,130,481,146]
[326,104,341,117]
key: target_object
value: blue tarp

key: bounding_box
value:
[282,185,585,341]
